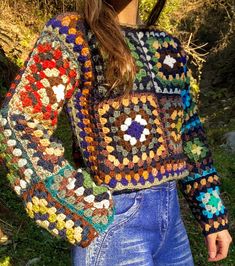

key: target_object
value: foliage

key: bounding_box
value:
[0,256,11,266]
[140,0,182,33]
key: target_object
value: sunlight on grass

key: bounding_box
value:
[0,256,11,266]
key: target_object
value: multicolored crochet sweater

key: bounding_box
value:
[0,12,229,247]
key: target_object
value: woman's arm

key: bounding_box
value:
[176,43,229,236]
[0,17,115,247]
[177,40,232,260]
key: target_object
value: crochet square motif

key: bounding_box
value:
[93,91,187,189]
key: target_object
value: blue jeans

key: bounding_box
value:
[71,180,194,266]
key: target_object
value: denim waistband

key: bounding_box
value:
[112,180,176,195]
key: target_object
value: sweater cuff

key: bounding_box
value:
[199,211,229,237]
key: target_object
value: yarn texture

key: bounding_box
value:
[0,12,229,246]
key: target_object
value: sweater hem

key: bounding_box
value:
[108,170,190,193]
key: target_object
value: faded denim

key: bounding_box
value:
[71,180,194,266]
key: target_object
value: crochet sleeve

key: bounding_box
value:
[0,23,115,247]
[177,42,229,236]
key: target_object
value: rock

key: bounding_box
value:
[221,131,235,153]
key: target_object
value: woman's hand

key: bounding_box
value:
[205,229,233,262]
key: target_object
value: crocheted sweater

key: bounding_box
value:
[0,12,229,247]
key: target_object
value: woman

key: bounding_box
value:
[0,0,232,265]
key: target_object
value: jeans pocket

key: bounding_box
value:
[113,191,137,215]
[109,191,142,228]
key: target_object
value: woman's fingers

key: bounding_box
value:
[206,233,217,259]
[205,230,233,262]
[208,239,229,262]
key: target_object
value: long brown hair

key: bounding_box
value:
[78,0,166,96]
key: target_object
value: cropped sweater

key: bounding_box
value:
[0,12,229,247]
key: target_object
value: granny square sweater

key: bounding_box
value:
[0,12,229,247]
